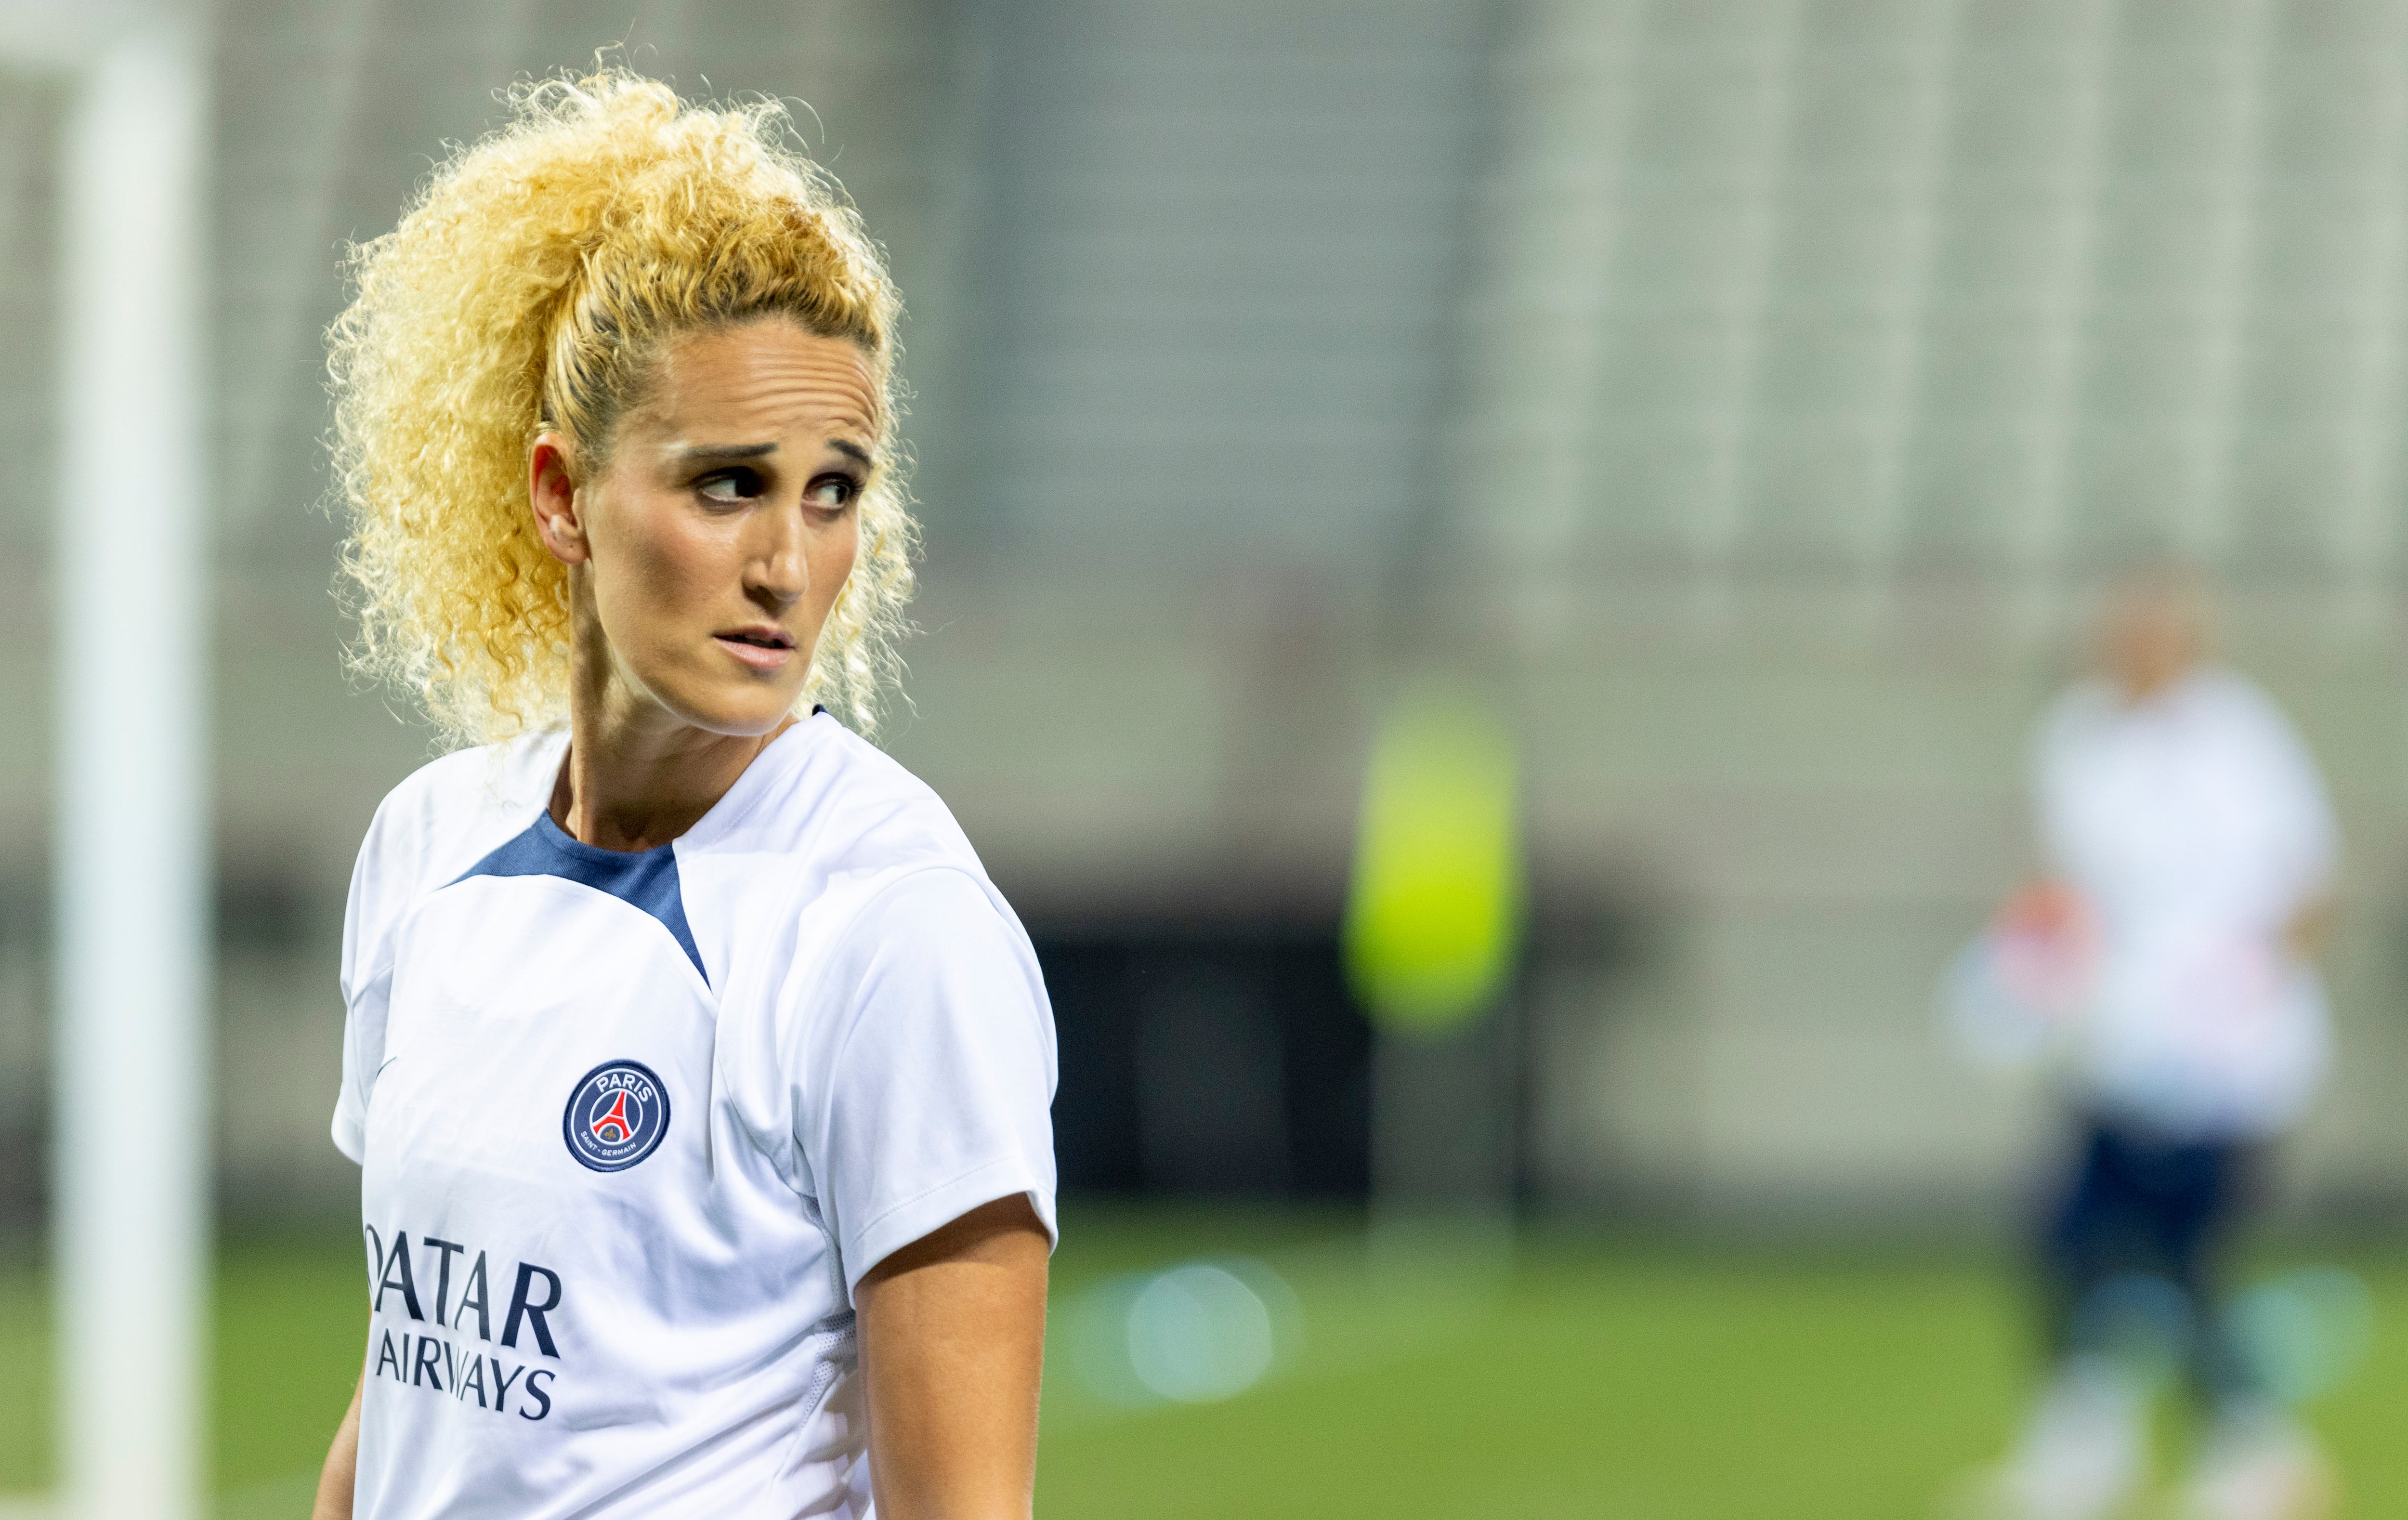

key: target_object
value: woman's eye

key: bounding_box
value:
[805,475,859,511]
[697,468,764,504]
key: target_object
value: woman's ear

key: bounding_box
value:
[529,433,591,565]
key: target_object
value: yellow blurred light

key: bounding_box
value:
[1343,684,1524,1035]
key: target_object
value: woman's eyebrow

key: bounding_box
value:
[673,442,778,463]
[828,438,873,467]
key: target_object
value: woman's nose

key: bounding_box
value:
[746,509,808,606]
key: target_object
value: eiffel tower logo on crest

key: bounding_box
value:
[589,1090,634,1145]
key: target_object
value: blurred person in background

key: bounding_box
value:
[1950,566,2340,1520]
[308,71,1055,1520]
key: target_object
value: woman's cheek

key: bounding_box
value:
[641,505,722,620]
[816,523,861,615]
[595,499,701,672]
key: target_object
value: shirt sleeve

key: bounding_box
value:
[798,867,1059,1299]
[332,803,403,1164]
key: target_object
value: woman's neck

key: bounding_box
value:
[551,685,796,852]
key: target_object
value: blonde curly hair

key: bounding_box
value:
[327,68,915,746]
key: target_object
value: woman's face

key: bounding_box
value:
[531,317,878,738]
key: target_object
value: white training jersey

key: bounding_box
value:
[331,713,1058,1519]
[2035,667,2338,1140]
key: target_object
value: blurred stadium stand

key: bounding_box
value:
[3,0,2408,1239]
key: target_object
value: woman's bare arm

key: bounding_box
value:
[854,1193,1050,1520]
[311,1365,364,1520]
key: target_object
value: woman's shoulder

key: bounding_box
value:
[705,714,985,881]
[695,716,1025,974]
[694,718,1032,1021]
[353,733,566,899]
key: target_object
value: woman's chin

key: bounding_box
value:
[651,681,807,740]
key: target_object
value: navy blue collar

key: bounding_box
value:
[449,809,707,984]
[444,709,836,984]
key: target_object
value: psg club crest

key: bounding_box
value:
[562,1060,671,1173]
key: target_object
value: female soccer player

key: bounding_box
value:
[308,71,1056,1520]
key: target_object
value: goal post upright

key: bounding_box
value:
[6,2,214,1517]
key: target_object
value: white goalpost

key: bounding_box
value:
[6,3,212,1518]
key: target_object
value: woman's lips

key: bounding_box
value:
[714,634,794,671]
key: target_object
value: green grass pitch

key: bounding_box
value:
[1,1207,2403,1518]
